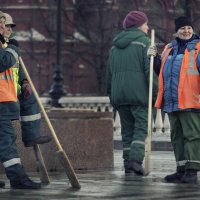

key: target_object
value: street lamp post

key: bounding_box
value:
[49,0,66,107]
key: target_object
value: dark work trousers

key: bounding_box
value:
[118,105,148,168]
[0,120,27,181]
[19,93,41,144]
[168,111,200,171]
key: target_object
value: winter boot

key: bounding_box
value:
[0,181,5,188]
[164,171,185,183]
[6,164,41,189]
[124,160,131,174]
[10,177,41,189]
[128,160,145,176]
[181,169,197,184]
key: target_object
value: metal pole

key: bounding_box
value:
[49,0,66,107]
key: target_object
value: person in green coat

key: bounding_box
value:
[106,11,158,175]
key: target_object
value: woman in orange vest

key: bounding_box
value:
[153,16,200,184]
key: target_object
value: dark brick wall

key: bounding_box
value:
[0,0,200,95]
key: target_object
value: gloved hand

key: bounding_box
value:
[147,45,157,57]
[21,80,32,100]
[8,39,19,47]
[0,34,5,44]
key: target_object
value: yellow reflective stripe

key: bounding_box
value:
[12,68,19,93]
[3,158,21,168]
[20,113,41,122]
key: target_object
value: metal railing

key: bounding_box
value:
[41,96,170,141]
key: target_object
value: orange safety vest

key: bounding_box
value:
[0,44,18,102]
[155,42,200,109]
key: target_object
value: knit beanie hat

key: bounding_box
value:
[123,11,148,29]
[175,16,193,32]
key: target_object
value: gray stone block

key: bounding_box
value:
[0,110,114,172]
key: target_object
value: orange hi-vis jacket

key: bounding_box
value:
[0,44,18,102]
[155,41,200,109]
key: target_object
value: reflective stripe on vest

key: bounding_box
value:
[187,50,199,75]
[0,44,19,102]
[0,69,18,102]
[155,42,200,109]
[4,42,20,94]
[3,158,21,168]
[20,113,41,122]
[0,72,13,80]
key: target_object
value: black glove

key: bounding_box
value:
[8,39,19,47]
[0,34,5,44]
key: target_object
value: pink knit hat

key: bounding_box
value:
[123,11,148,29]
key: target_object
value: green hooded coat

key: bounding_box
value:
[106,27,158,108]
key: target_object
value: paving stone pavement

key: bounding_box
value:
[1,150,200,199]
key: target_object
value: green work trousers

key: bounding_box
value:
[168,111,200,171]
[118,105,148,166]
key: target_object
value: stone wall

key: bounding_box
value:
[0,109,114,173]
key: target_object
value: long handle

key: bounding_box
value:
[144,29,155,175]
[19,57,81,188]
[33,144,50,184]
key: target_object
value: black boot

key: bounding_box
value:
[10,177,41,189]
[181,169,197,184]
[6,164,41,189]
[164,171,185,183]
[124,160,132,174]
[0,181,5,188]
[128,160,145,176]
[24,135,52,147]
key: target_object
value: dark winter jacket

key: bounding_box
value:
[106,27,158,108]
